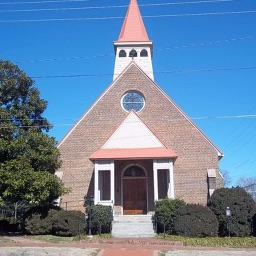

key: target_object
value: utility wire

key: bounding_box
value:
[0,0,240,13]
[1,10,256,23]
[1,114,256,128]
[0,0,239,6]
[28,66,256,79]
[224,119,256,149]
[13,36,255,64]
[15,54,113,64]
[220,104,256,147]
[0,0,97,5]
[225,133,256,159]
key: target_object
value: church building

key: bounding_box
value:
[56,0,223,217]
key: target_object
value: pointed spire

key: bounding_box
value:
[118,0,150,42]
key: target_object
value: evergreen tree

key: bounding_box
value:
[209,187,256,237]
[0,60,66,206]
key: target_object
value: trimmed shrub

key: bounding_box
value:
[0,220,9,232]
[253,213,256,236]
[173,204,219,237]
[52,210,86,237]
[208,187,256,237]
[154,198,185,234]
[25,208,59,235]
[89,205,113,234]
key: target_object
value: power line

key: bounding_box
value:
[225,133,256,159]
[1,10,256,23]
[15,54,113,64]
[27,66,256,79]
[0,0,240,13]
[0,0,96,5]
[1,114,256,129]
[220,104,256,147]
[0,0,239,6]
[225,119,256,149]
[192,114,256,120]
[13,36,255,64]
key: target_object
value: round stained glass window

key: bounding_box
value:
[122,91,145,112]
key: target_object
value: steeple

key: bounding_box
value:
[113,0,154,81]
[118,0,150,42]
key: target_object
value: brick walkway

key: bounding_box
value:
[1,236,256,256]
[98,248,157,256]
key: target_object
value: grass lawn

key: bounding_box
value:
[158,235,256,248]
[0,236,11,243]
[27,233,112,243]
[27,235,75,243]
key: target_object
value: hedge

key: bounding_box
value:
[208,187,256,237]
[173,204,219,237]
[52,210,86,237]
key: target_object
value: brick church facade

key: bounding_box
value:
[56,0,223,215]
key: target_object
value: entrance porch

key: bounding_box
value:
[91,156,176,216]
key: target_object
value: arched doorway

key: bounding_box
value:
[122,165,147,215]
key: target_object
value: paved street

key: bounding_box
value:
[162,250,256,256]
[0,247,99,256]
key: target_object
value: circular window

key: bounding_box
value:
[122,91,145,112]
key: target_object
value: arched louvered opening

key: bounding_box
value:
[140,49,148,57]
[119,50,126,57]
[129,49,137,58]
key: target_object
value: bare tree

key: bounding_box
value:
[237,177,256,201]
[220,169,232,187]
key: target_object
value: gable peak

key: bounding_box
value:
[102,111,165,149]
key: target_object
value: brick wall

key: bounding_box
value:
[57,63,223,211]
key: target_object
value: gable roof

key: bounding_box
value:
[118,0,150,42]
[58,62,223,158]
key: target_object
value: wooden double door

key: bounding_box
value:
[123,178,147,215]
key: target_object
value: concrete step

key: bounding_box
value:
[112,215,155,238]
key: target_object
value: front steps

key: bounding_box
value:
[112,215,155,238]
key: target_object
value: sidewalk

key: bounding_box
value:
[1,236,256,256]
[98,248,157,256]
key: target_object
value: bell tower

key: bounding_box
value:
[113,0,154,81]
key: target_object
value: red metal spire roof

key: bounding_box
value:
[118,0,150,42]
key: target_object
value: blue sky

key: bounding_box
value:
[1,0,256,186]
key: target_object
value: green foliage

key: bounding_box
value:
[25,206,60,235]
[52,210,86,237]
[173,204,219,237]
[208,187,256,237]
[0,60,66,205]
[154,198,185,234]
[160,235,256,248]
[253,213,256,236]
[89,204,113,234]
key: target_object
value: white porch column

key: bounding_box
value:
[154,159,175,201]
[110,160,115,205]
[94,160,115,206]
[94,162,99,204]
[168,160,175,199]
[153,160,159,202]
